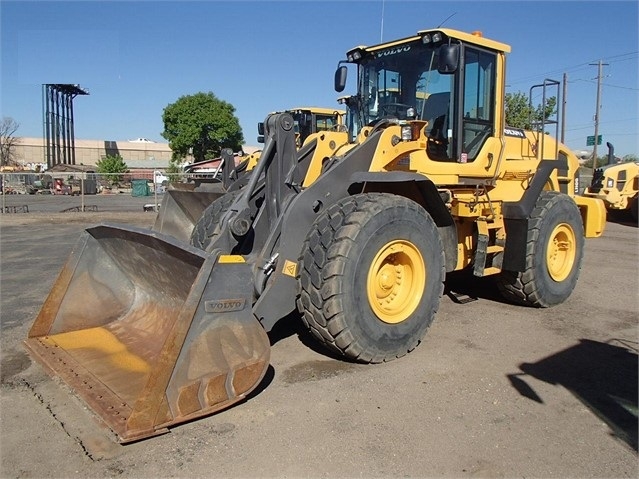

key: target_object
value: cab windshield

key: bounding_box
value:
[355,40,453,133]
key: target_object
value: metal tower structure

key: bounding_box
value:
[42,84,89,169]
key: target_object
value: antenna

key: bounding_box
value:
[380,0,385,42]
[437,12,458,28]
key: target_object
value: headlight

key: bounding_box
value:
[347,49,363,62]
[401,125,412,141]
[422,32,444,44]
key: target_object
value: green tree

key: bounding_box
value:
[165,159,182,182]
[161,92,244,163]
[583,153,637,169]
[581,155,609,169]
[96,154,129,184]
[505,92,557,130]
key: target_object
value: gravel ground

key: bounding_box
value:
[0,198,637,478]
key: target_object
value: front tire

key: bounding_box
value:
[497,191,584,307]
[190,190,241,251]
[297,193,445,363]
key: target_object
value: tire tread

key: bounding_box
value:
[497,191,584,307]
[296,193,445,363]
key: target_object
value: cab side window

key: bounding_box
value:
[419,69,454,161]
[461,48,495,162]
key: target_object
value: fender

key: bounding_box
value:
[348,170,458,272]
[501,158,567,272]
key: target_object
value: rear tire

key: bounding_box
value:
[297,193,445,363]
[497,191,584,307]
[190,190,241,250]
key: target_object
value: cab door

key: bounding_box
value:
[457,46,498,165]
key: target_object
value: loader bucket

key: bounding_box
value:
[153,183,226,242]
[24,225,270,443]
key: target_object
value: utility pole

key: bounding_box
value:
[590,60,608,177]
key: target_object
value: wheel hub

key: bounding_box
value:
[367,240,426,324]
[546,223,576,282]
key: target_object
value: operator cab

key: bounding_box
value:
[335,29,509,163]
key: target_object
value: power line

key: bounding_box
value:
[565,118,639,133]
[508,51,638,87]
[571,79,639,91]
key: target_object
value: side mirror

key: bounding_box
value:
[335,65,348,92]
[257,135,264,144]
[438,44,459,74]
[257,122,264,136]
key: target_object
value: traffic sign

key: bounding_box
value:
[587,135,602,146]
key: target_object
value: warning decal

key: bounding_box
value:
[282,260,298,277]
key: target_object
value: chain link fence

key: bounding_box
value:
[0,171,202,215]
[1,168,593,215]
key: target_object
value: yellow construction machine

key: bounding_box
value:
[582,143,638,222]
[154,106,348,242]
[263,106,346,149]
[25,28,606,443]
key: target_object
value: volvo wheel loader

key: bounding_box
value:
[24,28,606,443]
[259,106,346,149]
[153,106,349,243]
[583,143,638,222]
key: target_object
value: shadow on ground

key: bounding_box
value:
[508,338,638,451]
[443,270,505,305]
[606,210,638,227]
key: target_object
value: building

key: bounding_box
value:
[13,137,173,171]
[12,137,260,172]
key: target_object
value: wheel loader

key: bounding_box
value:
[153,106,349,242]
[582,143,638,222]
[259,106,346,149]
[24,28,606,443]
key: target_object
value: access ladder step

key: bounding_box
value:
[473,216,505,277]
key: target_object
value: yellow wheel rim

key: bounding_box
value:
[367,240,426,324]
[546,223,576,282]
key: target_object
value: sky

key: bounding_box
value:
[1,0,638,158]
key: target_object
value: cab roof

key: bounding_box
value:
[347,28,511,56]
[284,107,345,116]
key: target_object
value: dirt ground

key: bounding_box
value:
[0,205,637,478]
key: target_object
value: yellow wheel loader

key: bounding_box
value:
[582,143,638,222]
[25,28,606,443]
[259,106,346,149]
[154,106,348,242]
